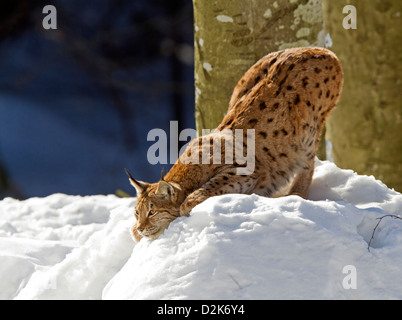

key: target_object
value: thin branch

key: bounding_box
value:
[228,273,243,290]
[368,214,402,252]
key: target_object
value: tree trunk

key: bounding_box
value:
[323,0,402,192]
[0,163,8,197]
[193,0,328,158]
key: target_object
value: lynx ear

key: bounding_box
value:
[125,168,148,195]
[155,180,175,200]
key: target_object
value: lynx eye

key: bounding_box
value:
[135,210,139,216]
[148,211,156,217]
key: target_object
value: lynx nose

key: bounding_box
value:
[137,224,146,233]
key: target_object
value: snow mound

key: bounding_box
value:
[0,194,135,299]
[1,159,402,299]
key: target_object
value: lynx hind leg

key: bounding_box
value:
[289,161,314,199]
[180,171,259,216]
[228,51,279,111]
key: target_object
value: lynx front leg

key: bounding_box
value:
[289,160,314,199]
[180,171,259,216]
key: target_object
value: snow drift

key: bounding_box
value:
[1,159,402,300]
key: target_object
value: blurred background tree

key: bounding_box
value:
[323,0,402,192]
[0,163,7,196]
[0,0,43,198]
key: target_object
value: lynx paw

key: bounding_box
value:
[179,201,192,217]
[180,194,202,216]
[180,189,209,217]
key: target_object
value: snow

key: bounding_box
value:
[1,159,402,300]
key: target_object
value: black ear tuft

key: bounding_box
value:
[124,168,148,195]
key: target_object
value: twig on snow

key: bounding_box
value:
[368,214,402,252]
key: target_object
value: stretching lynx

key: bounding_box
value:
[127,47,343,242]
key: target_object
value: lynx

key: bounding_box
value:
[126,47,344,242]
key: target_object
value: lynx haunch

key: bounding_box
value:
[126,47,344,242]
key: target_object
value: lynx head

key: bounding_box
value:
[125,169,184,242]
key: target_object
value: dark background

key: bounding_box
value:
[0,0,195,199]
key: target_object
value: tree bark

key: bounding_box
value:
[193,0,328,158]
[323,0,402,192]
